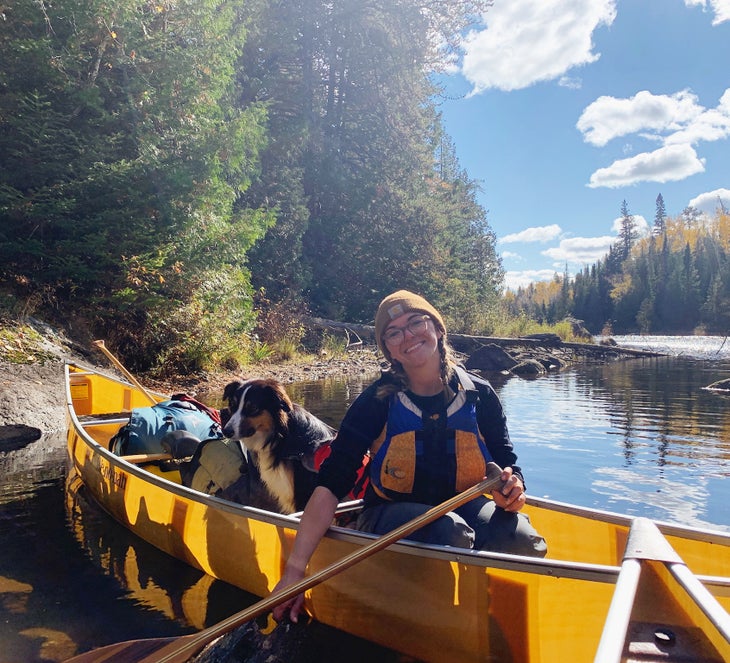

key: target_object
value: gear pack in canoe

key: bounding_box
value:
[109,394,223,456]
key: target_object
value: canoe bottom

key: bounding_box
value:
[623,621,723,662]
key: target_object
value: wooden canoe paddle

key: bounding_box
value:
[93,340,158,405]
[64,462,505,663]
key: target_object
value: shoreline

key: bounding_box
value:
[0,322,663,444]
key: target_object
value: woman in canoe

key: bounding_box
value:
[273,290,547,622]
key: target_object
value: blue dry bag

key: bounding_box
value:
[109,399,223,456]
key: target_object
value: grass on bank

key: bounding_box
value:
[0,321,58,364]
[489,315,590,344]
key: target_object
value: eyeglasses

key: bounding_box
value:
[382,315,431,346]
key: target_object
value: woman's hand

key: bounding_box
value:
[271,565,307,623]
[491,466,526,512]
[269,486,340,623]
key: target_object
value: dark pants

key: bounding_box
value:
[356,495,548,557]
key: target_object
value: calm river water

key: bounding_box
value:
[1,335,729,662]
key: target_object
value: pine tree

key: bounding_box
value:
[241,0,502,327]
[653,193,667,234]
[0,0,271,370]
[618,200,638,261]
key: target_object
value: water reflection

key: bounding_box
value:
[283,373,380,429]
[492,356,730,531]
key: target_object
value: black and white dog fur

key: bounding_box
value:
[221,378,335,514]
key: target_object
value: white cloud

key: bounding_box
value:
[688,188,730,214]
[461,0,617,93]
[558,76,582,90]
[581,89,730,187]
[664,89,730,145]
[501,250,521,260]
[505,269,558,290]
[684,0,730,25]
[500,224,562,243]
[542,236,615,264]
[577,90,704,147]
[588,144,706,188]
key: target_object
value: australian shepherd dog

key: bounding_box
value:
[221,378,336,514]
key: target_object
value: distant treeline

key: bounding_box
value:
[506,200,730,335]
[0,0,501,371]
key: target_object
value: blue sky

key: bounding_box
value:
[438,0,730,290]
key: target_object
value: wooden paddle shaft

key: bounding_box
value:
[66,463,505,663]
[92,340,158,405]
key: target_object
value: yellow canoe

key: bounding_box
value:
[65,362,730,663]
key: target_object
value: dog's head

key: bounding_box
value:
[221,379,293,450]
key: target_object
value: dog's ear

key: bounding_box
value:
[270,381,293,413]
[261,381,292,436]
[222,381,242,402]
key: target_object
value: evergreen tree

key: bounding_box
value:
[618,200,637,261]
[0,0,271,369]
[240,0,501,327]
[653,193,666,234]
[510,208,730,334]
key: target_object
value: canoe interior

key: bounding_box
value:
[623,560,730,661]
[64,362,730,663]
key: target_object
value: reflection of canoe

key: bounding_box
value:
[595,517,730,662]
[65,362,730,662]
[65,471,250,631]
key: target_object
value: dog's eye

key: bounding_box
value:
[244,405,261,417]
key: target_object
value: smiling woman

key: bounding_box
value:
[270,289,547,624]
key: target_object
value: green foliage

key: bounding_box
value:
[1,0,271,370]
[320,333,349,359]
[249,341,274,363]
[241,0,503,326]
[1,0,503,372]
[489,313,586,344]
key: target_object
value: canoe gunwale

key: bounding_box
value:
[527,493,730,545]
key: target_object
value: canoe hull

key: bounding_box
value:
[65,363,730,662]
